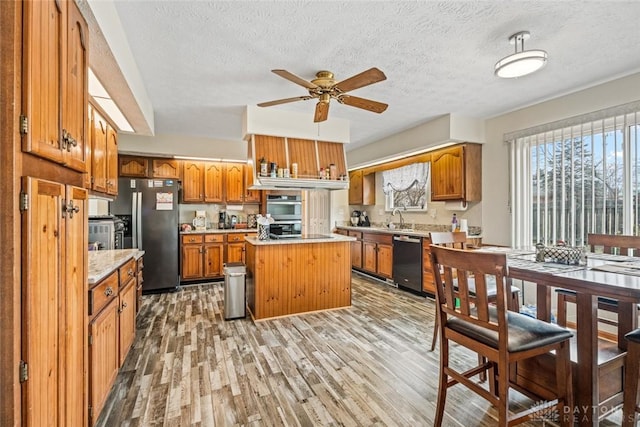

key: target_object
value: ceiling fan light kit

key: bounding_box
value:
[495,31,548,78]
[258,68,388,122]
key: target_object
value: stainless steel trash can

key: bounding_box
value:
[223,262,246,320]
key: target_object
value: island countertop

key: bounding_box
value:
[245,233,355,245]
[88,249,145,285]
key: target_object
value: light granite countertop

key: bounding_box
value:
[180,228,258,235]
[246,233,355,246]
[88,249,145,285]
[335,225,483,239]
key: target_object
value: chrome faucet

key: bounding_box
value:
[392,207,405,229]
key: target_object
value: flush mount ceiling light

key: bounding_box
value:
[494,31,548,78]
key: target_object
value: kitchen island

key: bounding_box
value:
[245,234,355,320]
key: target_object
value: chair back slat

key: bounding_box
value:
[430,231,467,248]
[587,233,640,257]
[431,246,508,335]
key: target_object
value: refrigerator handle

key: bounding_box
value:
[132,192,138,248]
[137,191,143,249]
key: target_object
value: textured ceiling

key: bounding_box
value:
[100,1,640,151]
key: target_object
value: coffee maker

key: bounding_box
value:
[218,211,228,229]
[193,210,207,231]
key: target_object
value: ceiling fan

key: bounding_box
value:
[257,68,388,122]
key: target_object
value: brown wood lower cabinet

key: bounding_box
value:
[226,232,257,264]
[88,272,120,426]
[181,234,225,281]
[360,232,393,279]
[348,231,363,269]
[422,236,435,295]
[88,257,139,425]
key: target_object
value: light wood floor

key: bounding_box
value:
[97,273,625,426]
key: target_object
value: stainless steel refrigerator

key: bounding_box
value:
[110,178,180,293]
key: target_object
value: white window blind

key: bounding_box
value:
[509,104,640,247]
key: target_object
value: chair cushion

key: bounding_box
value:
[625,328,640,344]
[446,307,573,353]
[453,276,520,297]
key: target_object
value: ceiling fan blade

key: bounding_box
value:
[339,95,388,113]
[314,101,329,123]
[257,96,312,107]
[334,67,387,93]
[272,69,318,90]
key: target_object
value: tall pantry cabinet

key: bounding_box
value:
[18,1,90,426]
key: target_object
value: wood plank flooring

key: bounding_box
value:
[96,273,625,426]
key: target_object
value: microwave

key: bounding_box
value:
[266,194,302,221]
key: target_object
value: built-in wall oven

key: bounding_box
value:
[266,193,302,237]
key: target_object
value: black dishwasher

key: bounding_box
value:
[392,235,423,293]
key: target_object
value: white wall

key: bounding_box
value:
[483,71,640,246]
[119,133,248,160]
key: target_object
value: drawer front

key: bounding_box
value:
[226,233,245,243]
[362,232,392,245]
[182,234,204,244]
[348,230,362,239]
[119,258,136,288]
[89,271,119,316]
[205,234,225,243]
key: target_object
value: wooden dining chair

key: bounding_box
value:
[556,233,640,330]
[429,231,521,351]
[622,328,640,426]
[430,245,574,426]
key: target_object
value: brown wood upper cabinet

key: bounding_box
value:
[21,0,89,173]
[244,164,261,203]
[204,162,225,203]
[225,163,244,203]
[119,156,148,177]
[152,158,180,178]
[88,105,118,196]
[430,143,482,202]
[348,170,375,205]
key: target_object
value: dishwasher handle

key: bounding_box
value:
[393,235,422,244]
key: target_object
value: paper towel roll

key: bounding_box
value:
[459,219,468,233]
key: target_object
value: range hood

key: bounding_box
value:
[246,133,350,191]
[249,175,349,191]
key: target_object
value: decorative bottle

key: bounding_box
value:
[451,213,458,232]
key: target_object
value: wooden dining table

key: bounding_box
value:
[484,248,640,426]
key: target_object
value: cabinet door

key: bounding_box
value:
[88,298,119,427]
[118,281,137,365]
[204,162,224,203]
[21,177,64,427]
[244,164,261,203]
[348,170,363,204]
[119,156,148,177]
[350,240,362,269]
[203,243,224,278]
[431,145,464,201]
[62,185,88,427]
[225,163,244,203]
[152,158,180,178]
[362,241,377,273]
[227,242,245,264]
[61,0,88,172]
[91,109,108,193]
[21,0,64,164]
[106,125,118,195]
[181,244,203,280]
[376,243,393,278]
[136,257,144,313]
[182,161,204,202]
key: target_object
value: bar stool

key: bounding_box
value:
[622,328,640,426]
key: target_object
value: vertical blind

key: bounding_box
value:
[509,105,640,247]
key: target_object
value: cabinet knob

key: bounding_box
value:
[61,129,77,151]
[104,287,114,297]
[128,269,134,277]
